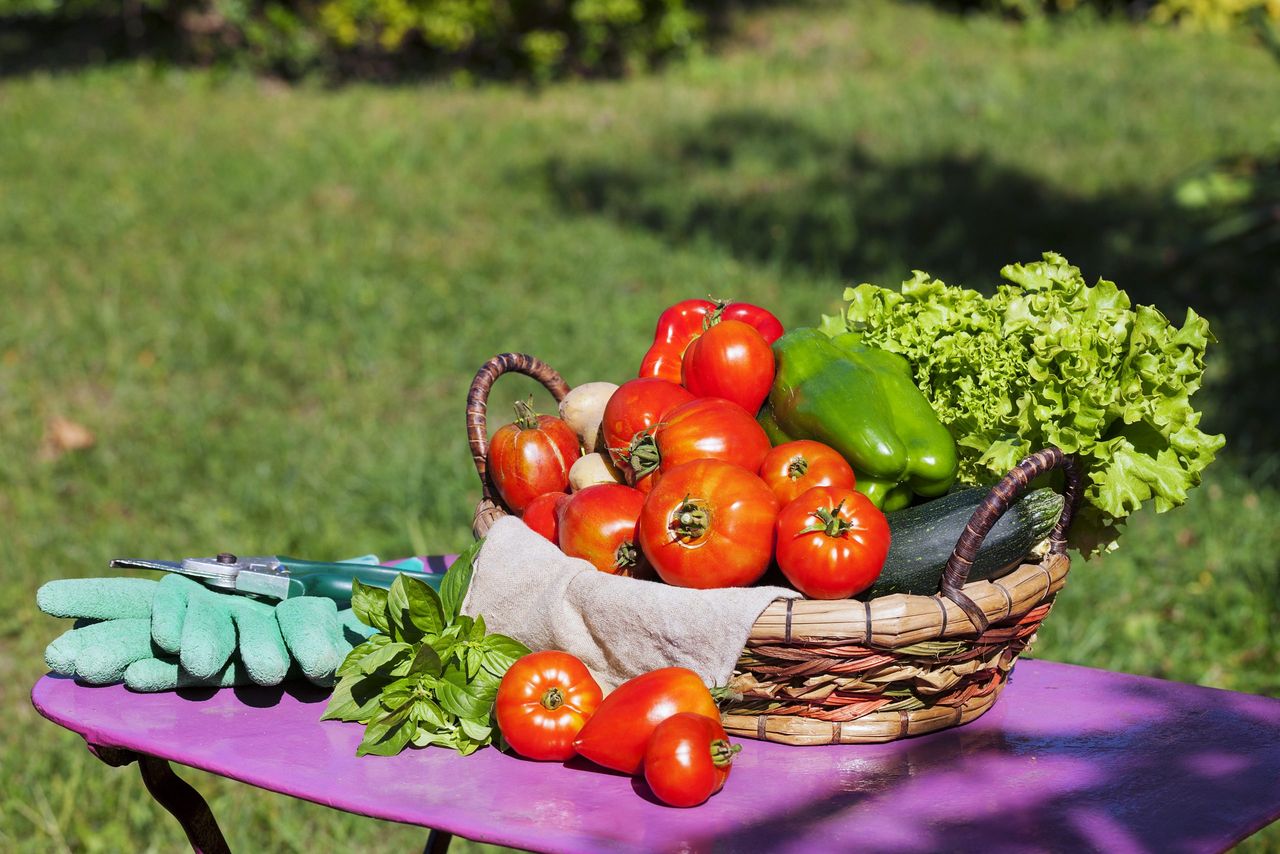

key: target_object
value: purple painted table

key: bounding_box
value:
[31,660,1280,853]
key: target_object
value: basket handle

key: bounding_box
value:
[938,446,1082,634]
[466,353,571,503]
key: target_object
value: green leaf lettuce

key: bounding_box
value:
[828,252,1225,554]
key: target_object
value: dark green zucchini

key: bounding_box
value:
[860,487,1064,599]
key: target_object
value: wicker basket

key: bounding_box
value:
[466,353,1083,745]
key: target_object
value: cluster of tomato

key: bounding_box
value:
[485,298,891,600]
[496,651,738,808]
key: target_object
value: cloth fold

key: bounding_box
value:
[462,516,797,692]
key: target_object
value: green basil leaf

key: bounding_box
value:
[322,673,393,723]
[386,575,423,644]
[429,634,459,664]
[349,580,390,633]
[379,676,418,707]
[453,614,474,637]
[479,633,531,676]
[358,641,412,675]
[465,646,482,681]
[409,643,443,678]
[336,634,390,678]
[356,703,413,757]
[321,677,363,722]
[469,613,486,641]
[411,728,452,749]
[401,574,445,637]
[458,717,493,742]
[456,737,482,756]
[440,539,482,621]
[437,668,492,719]
[469,668,501,706]
[410,697,447,728]
[357,720,413,757]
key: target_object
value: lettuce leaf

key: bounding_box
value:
[828,252,1225,555]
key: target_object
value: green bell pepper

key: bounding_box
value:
[763,328,957,507]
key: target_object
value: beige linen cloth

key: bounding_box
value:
[462,516,798,691]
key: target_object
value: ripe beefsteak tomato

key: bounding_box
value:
[638,459,779,589]
[759,440,857,506]
[558,483,650,577]
[487,400,580,514]
[644,397,772,479]
[639,299,784,384]
[496,651,603,761]
[572,667,719,774]
[522,491,570,543]
[681,319,775,415]
[644,713,740,808]
[775,486,890,599]
[601,379,694,483]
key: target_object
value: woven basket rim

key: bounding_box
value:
[747,551,1068,649]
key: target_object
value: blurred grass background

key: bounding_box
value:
[2,0,1279,850]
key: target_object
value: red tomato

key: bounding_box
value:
[572,667,719,774]
[639,299,784,384]
[681,320,775,415]
[638,459,779,589]
[522,492,570,543]
[496,651,603,761]
[558,484,650,577]
[487,400,580,514]
[651,398,772,478]
[759,440,857,506]
[775,486,890,599]
[601,379,695,482]
[644,713,740,808]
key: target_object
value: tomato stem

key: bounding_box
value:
[513,397,540,431]
[627,430,661,477]
[710,739,741,767]
[614,540,639,571]
[702,299,728,331]
[540,686,565,711]
[670,496,711,540]
[787,455,809,480]
[797,500,852,538]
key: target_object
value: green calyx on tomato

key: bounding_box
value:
[670,495,711,541]
[512,397,541,430]
[798,500,853,538]
[614,539,640,571]
[710,739,741,766]
[627,429,662,478]
[540,686,565,710]
[787,457,809,479]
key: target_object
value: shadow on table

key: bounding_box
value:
[692,677,1280,851]
[546,110,1280,461]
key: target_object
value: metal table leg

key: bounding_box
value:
[423,828,453,854]
[88,744,231,854]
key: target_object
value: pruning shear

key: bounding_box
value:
[110,553,448,604]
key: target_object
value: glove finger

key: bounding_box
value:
[125,657,250,692]
[151,574,204,655]
[277,598,345,686]
[227,598,290,686]
[70,619,155,684]
[178,587,236,680]
[37,578,155,621]
[45,627,85,676]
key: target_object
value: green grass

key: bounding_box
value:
[1,1,1278,849]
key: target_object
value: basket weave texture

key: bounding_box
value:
[467,353,1082,745]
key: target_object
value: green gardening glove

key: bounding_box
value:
[38,575,376,691]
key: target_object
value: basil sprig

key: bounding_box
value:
[322,540,529,757]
